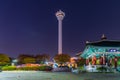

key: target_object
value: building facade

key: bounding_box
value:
[81,35,120,68]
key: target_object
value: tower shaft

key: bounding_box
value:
[58,20,62,54]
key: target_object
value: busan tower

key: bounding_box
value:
[55,10,65,54]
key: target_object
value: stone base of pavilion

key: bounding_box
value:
[84,64,117,72]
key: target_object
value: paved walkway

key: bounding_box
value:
[0,71,120,80]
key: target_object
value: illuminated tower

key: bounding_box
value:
[56,10,65,54]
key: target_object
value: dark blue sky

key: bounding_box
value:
[0,0,120,57]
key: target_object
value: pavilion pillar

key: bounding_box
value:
[100,57,103,65]
[86,58,89,65]
[92,56,96,65]
[103,55,105,65]
[109,58,112,66]
[114,57,118,69]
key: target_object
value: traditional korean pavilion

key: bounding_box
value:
[80,35,120,68]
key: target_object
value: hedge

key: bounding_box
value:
[2,66,52,71]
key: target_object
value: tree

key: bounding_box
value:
[23,57,36,64]
[18,54,34,64]
[35,54,43,63]
[41,54,50,61]
[18,54,50,64]
[54,54,71,63]
[35,54,50,64]
[0,53,10,66]
[76,58,86,66]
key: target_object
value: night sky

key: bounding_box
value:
[0,0,120,58]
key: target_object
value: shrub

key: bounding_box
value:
[78,66,84,70]
[17,66,52,71]
[43,66,53,71]
[0,62,11,66]
[38,66,52,71]
[1,65,52,71]
[97,67,107,72]
[2,66,16,71]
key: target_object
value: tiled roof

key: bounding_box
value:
[86,40,120,47]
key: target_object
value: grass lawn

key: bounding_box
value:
[0,71,120,80]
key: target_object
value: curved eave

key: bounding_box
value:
[86,40,120,47]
